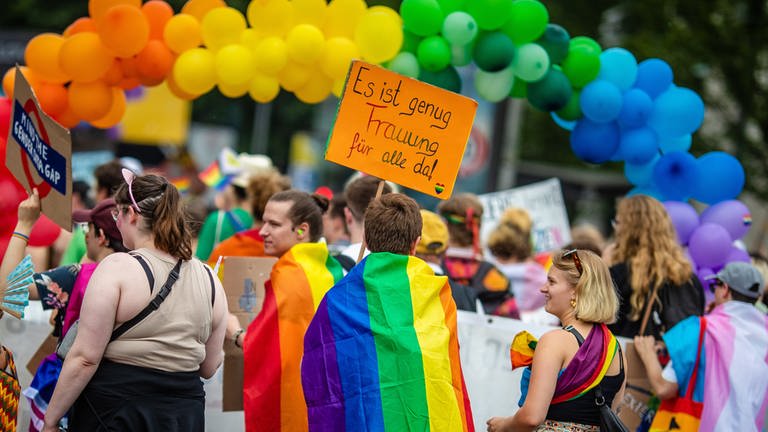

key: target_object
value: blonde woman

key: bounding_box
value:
[607,195,704,339]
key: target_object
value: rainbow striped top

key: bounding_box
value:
[243,242,343,432]
[301,252,474,432]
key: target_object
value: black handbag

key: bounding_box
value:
[594,343,629,432]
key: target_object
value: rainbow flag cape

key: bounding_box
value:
[243,242,343,432]
[198,160,231,190]
[301,252,474,432]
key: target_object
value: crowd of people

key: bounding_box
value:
[1,155,767,432]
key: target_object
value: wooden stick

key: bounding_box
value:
[356,180,386,263]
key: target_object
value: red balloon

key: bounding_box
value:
[0,97,11,139]
[28,214,62,247]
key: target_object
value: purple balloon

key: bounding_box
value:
[725,246,751,264]
[697,266,715,303]
[700,200,752,240]
[663,201,699,245]
[688,223,732,269]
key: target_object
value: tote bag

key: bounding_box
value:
[0,347,20,432]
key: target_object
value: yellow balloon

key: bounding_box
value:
[294,72,333,104]
[164,14,202,54]
[202,7,247,50]
[324,0,366,38]
[249,73,280,103]
[247,0,295,37]
[277,61,311,91]
[240,28,262,50]
[25,33,70,84]
[218,80,250,98]
[354,7,403,64]
[331,77,345,97]
[181,0,226,21]
[173,47,216,94]
[285,24,325,65]
[215,44,256,86]
[293,0,327,27]
[320,37,358,79]
[253,37,288,75]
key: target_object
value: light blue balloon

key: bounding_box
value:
[617,88,653,129]
[692,152,745,204]
[579,80,623,123]
[625,154,660,186]
[635,58,673,98]
[659,134,692,153]
[647,87,705,138]
[551,111,576,131]
[620,127,659,164]
[597,48,638,91]
[570,119,620,164]
[627,184,664,201]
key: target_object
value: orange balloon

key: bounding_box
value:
[91,87,126,128]
[136,40,174,81]
[142,1,174,40]
[89,0,142,23]
[35,82,69,117]
[53,105,81,129]
[2,66,42,99]
[163,14,202,54]
[64,17,97,37]
[181,0,226,21]
[59,32,113,82]
[68,81,114,121]
[98,5,150,58]
[25,34,70,84]
[166,74,199,100]
[119,76,141,90]
[102,59,123,86]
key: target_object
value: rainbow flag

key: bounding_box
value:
[198,160,231,190]
[169,176,190,194]
[243,242,343,432]
[301,252,474,432]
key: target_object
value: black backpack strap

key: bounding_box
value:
[110,259,183,342]
[334,254,357,272]
[204,264,216,307]
[563,325,585,346]
[129,252,154,294]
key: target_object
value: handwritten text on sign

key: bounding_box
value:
[326,61,478,198]
[11,101,67,194]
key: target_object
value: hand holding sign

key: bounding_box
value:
[326,61,478,198]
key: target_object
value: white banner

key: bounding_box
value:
[478,178,571,253]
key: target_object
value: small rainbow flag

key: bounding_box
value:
[243,242,343,432]
[301,253,474,432]
[198,160,231,190]
[169,176,190,194]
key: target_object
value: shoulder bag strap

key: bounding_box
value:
[685,317,707,399]
[639,281,663,336]
[110,259,183,342]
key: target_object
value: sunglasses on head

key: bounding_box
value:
[563,249,583,276]
[122,168,142,214]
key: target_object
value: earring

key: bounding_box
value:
[570,298,577,308]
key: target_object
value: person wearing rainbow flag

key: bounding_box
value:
[242,190,343,432]
[635,261,768,432]
[302,193,474,432]
[488,249,624,432]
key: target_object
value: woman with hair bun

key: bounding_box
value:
[43,170,228,432]
[242,190,343,432]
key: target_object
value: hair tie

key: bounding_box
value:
[161,182,168,192]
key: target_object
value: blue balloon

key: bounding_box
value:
[624,154,660,186]
[551,112,576,131]
[647,87,705,138]
[620,127,659,164]
[570,119,620,164]
[692,151,745,204]
[597,48,638,91]
[617,89,653,129]
[580,80,623,123]
[627,184,664,201]
[653,151,699,201]
[659,134,692,153]
[634,58,673,98]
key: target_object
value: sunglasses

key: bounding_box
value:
[74,221,89,234]
[563,249,583,276]
[122,168,142,214]
[709,279,724,293]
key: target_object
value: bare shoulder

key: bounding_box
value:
[537,329,576,354]
[90,253,144,284]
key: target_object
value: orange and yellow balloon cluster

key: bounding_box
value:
[1,0,403,129]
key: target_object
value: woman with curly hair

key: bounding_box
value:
[606,195,704,339]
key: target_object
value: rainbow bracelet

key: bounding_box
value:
[11,232,29,242]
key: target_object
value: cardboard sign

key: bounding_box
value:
[326,61,478,198]
[221,256,276,412]
[614,342,657,430]
[6,66,72,230]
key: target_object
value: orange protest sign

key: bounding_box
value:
[326,61,478,198]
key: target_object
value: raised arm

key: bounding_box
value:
[200,272,228,379]
[0,189,41,303]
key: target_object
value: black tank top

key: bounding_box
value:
[546,326,625,426]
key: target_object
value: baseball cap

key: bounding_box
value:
[416,210,449,255]
[231,154,274,188]
[72,198,124,246]
[706,261,765,299]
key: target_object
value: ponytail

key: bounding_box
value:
[269,190,328,242]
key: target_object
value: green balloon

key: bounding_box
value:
[502,0,549,44]
[402,31,423,54]
[570,36,601,56]
[417,36,452,72]
[513,43,550,82]
[451,43,473,66]
[473,31,516,72]
[556,89,581,120]
[536,24,570,64]
[475,67,515,102]
[419,65,462,93]
[527,68,572,111]
[561,44,601,88]
[442,12,478,46]
[437,0,466,14]
[387,52,421,78]
[466,0,515,31]
[510,78,527,98]
[400,0,445,37]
